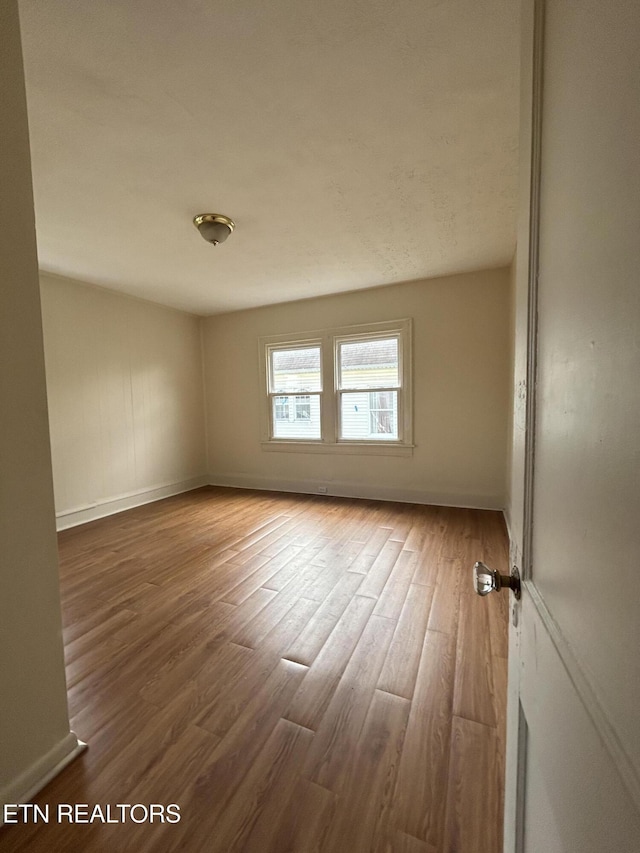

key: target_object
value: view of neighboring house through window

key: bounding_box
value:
[369,390,396,436]
[295,395,312,420]
[268,345,322,439]
[274,397,290,421]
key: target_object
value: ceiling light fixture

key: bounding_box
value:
[193,213,235,246]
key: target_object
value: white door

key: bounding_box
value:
[498,2,640,851]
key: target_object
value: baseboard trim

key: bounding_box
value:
[55,476,209,530]
[208,473,504,511]
[0,731,87,823]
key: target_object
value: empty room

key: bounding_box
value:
[1,1,639,852]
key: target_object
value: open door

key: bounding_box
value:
[486,2,640,851]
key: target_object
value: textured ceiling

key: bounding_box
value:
[19,0,520,315]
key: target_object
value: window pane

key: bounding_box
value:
[295,395,311,420]
[274,396,289,420]
[340,391,398,440]
[272,394,321,439]
[339,337,399,389]
[271,346,321,393]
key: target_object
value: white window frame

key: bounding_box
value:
[259,319,413,456]
[334,329,403,443]
[265,340,323,441]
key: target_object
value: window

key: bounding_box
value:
[337,337,400,441]
[261,320,412,455]
[267,345,322,439]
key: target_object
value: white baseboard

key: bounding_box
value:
[0,731,86,824]
[208,472,504,511]
[55,476,209,530]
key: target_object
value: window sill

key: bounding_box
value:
[261,440,414,457]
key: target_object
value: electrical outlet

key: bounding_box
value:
[318,486,328,494]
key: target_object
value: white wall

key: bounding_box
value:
[203,268,511,509]
[40,274,207,528]
[0,0,81,812]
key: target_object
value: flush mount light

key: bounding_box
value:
[193,213,235,246]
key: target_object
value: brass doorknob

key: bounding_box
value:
[473,561,521,599]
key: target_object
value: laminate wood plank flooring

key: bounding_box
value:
[0,487,509,853]
[373,549,420,621]
[453,591,498,728]
[391,630,457,847]
[321,690,412,853]
[302,613,397,792]
[443,717,502,853]
[376,583,435,700]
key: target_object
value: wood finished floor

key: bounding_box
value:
[0,487,508,853]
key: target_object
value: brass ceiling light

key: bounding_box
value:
[193,213,235,246]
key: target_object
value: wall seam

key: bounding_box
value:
[199,316,211,475]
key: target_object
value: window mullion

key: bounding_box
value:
[321,335,334,443]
